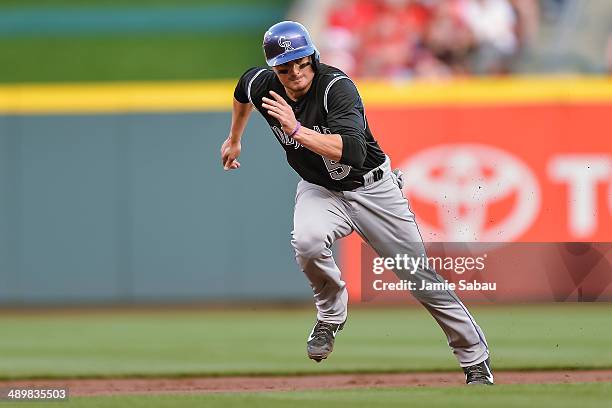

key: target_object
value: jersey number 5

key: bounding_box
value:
[314,126,351,180]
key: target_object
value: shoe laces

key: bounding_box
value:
[464,362,488,382]
[312,321,337,341]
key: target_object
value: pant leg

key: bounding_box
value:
[292,180,353,324]
[345,171,490,367]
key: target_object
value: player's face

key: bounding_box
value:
[273,56,315,96]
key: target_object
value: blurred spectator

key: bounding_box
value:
[511,0,540,47]
[357,0,427,77]
[460,0,518,74]
[420,0,475,77]
[319,0,539,78]
[321,0,379,74]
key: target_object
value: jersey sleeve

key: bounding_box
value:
[325,78,368,168]
[233,67,265,104]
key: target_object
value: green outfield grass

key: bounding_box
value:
[0,304,611,380]
[0,0,291,83]
[0,34,267,83]
[14,383,612,408]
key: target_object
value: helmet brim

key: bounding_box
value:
[266,46,317,67]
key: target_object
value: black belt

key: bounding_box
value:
[362,167,384,187]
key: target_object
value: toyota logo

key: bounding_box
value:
[400,144,541,242]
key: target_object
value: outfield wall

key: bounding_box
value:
[0,111,305,304]
[0,77,611,305]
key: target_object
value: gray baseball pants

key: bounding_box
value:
[291,157,490,367]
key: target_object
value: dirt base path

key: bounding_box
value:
[2,370,612,396]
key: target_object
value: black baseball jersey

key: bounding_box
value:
[234,63,386,191]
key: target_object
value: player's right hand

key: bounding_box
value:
[221,137,241,170]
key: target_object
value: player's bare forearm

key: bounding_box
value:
[292,127,343,162]
[221,98,251,170]
[228,98,252,143]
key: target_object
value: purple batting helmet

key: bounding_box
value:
[263,21,320,69]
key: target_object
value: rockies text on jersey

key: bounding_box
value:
[234,63,386,191]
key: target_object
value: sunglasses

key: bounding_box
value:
[276,61,311,75]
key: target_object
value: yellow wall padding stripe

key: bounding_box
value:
[359,76,612,106]
[0,81,236,114]
[0,76,611,114]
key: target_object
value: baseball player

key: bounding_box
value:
[220,21,494,385]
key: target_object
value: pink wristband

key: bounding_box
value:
[287,121,301,138]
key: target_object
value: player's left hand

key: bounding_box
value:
[220,137,241,170]
[262,91,298,136]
